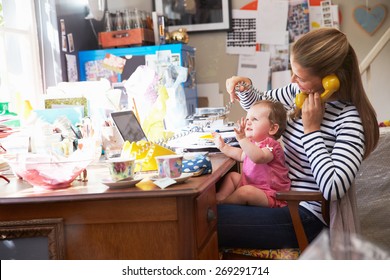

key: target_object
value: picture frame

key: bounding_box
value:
[154,0,231,33]
[0,218,65,260]
[44,96,88,117]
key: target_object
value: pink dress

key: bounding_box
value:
[240,137,290,207]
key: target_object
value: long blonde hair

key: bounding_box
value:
[291,28,379,159]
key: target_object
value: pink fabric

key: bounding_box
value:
[240,137,291,207]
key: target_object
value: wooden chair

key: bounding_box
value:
[221,190,330,260]
[222,128,390,259]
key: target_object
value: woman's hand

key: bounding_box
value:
[226,76,252,103]
[301,92,324,134]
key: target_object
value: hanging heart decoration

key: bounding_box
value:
[353,4,387,35]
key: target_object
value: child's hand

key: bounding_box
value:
[234,117,246,141]
[212,132,225,150]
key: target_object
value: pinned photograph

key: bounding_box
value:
[102,53,126,74]
[60,19,66,36]
[321,0,333,27]
[61,35,68,52]
[67,33,74,53]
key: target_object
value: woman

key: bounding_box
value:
[218,28,379,249]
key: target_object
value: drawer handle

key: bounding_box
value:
[113,33,129,38]
[207,208,216,223]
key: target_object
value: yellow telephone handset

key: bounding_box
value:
[295,74,340,109]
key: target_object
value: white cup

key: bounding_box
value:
[107,157,142,181]
[155,154,183,178]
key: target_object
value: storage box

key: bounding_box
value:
[98,28,155,48]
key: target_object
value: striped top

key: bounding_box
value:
[237,83,365,224]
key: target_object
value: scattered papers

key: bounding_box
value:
[153,177,177,189]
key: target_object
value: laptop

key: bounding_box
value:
[110,110,148,144]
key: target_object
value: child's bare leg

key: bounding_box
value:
[216,172,241,203]
[222,185,269,206]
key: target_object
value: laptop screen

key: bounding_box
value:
[110,110,147,143]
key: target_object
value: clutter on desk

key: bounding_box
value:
[186,106,234,132]
[34,107,84,126]
[3,147,95,190]
[152,173,194,189]
[182,153,212,176]
[0,100,101,187]
[101,177,143,189]
[0,122,16,139]
[155,154,183,179]
[44,79,132,156]
[101,120,123,158]
[120,140,175,172]
[106,156,142,182]
[0,98,31,161]
[123,64,189,141]
[0,131,29,155]
[166,130,238,153]
[0,102,20,128]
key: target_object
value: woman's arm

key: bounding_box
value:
[301,105,364,201]
[226,76,252,102]
[226,77,299,111]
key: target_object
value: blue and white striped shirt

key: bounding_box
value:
[237,83,365,224]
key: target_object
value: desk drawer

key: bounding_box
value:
[195,185,217,247]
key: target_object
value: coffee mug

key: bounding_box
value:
[107,157,141,181]
[155,155,183,178]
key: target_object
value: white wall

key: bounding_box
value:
[362,38,389,123]
[107,0,152,12]
[337,0,389,123]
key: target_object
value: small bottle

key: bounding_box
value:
[145,12,153,30]
[133,8,143,29]
[129,9,136,29]
[140,10,147,29]
[104,10,112,32]
[115,10,124,31]
[124,9,131,30]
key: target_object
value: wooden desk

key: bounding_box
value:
[0,153,237,260]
